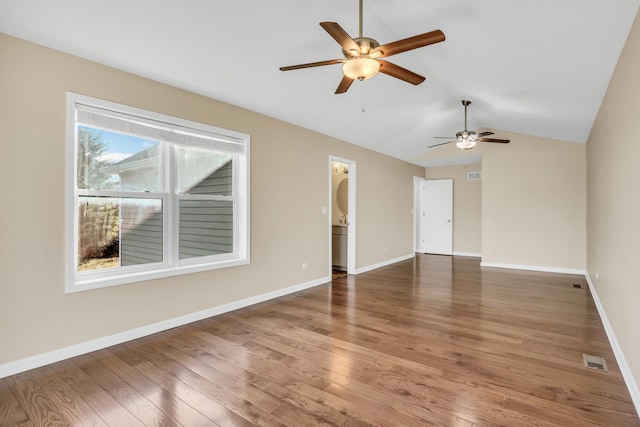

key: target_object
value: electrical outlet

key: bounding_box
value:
[384,247,388,252]
[595,272,599,280]
[302,262,309,269]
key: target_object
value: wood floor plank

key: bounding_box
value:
[51,358,146,427]
[0,377,32,426]
[110,337,253,426]
[156,331,353,427]
[94,348,219,426]
[119,338,290,426]
[6,371,71,426]
[1,254,638,426]
[133,360,254,427]
[32,365,108,427]
[73,353,182,426]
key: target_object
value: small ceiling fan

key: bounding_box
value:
[429,100,510,150]
[279,0,445,94]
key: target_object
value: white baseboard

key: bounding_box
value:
[480,261,586,275]
[0,276,330,380]
[355,253,415,275]
[584,273,640,416]
[453,252,481,258]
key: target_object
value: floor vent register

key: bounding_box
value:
[583,354,608,372]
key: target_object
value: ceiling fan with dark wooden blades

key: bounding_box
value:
[429,100,510,150]
[279,0,445,94]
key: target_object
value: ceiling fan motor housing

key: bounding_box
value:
[456,130,478,140]
[342,37,380,58]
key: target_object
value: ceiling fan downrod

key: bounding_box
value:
[359,0,363,38]
[462,100,471,131]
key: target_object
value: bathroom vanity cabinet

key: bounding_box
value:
[332,225,347,271]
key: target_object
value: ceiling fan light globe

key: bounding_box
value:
[456,139,476,150]
[343,58,380,80]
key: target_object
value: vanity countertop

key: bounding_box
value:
[332,225,348,235]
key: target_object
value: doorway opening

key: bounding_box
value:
[330,157,356,277]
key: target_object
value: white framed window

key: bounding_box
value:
[66,93,250,293]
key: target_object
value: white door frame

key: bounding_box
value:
[329,156,356,275]
[413,176,427,252]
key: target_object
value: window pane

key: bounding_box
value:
[78,196,163,271]
[120,198,163,266]
[77,197,120,271]
[179,200,233,259]
[176,146,232,195]
[77,126,160,192]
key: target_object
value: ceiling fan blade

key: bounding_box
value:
[335,75,355,94]
[280,59,342,71]
[320,22,359,53]
[371,29,445,58]
[428,141,454,148]
[476,131,494,137]
[378,60,425,85]
[479,138,510,143]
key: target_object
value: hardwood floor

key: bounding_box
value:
[1,254,638,426]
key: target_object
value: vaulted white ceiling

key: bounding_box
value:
[2,0,639,166]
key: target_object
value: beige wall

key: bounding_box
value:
[587,9,640,395]
[425,164,482,255]
[0,33,423,365]
[415,130,586,271]
[482,132,586,270]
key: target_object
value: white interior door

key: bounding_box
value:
[420,179,453,255]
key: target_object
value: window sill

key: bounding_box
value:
[66,257,250,293]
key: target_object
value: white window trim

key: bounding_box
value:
[65,92,250,293]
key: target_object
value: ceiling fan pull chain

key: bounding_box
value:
[361,81,366,113]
